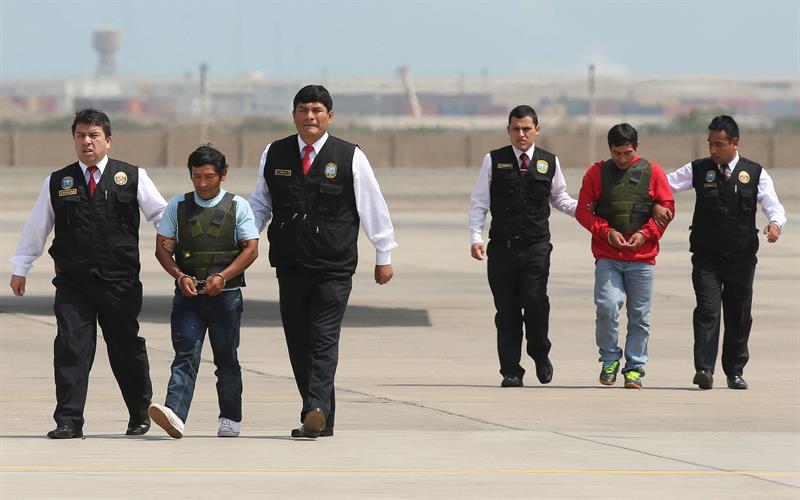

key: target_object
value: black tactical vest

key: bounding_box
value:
[690,157,762,259]
[264,135,360,273]
[48,160,140,282]
[175,192,244,289]
[595,158,653,233]
[488,145,556,244]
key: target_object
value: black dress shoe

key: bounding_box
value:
[125,421,151,436]
[47,424,83,439]
[693,370,713,390]
[300,408,326,437]
[727,375,748,390]
[291,425,334,438]
[535,358,553,384]
[501,376,523,388]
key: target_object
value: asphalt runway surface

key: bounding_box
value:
[1,165,798,498]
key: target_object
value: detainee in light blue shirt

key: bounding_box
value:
[150,145,258,440]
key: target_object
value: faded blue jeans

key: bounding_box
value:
[594,259,654,375]
[164,289,243,423]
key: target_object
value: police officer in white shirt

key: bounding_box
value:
[250,85,397,438]
[9,108,167,438]
[653,115,786,391]
[469,105,577,388]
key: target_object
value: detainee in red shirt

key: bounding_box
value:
[576,123,674,389]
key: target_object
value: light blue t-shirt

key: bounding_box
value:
[158,189,259,290]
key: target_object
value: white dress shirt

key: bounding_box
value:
[666,152,787,229]
[250,132,398,265]
[468,144,577,245]
[10,155,167,277]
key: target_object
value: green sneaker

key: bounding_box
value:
[599,361,620,386]
[624,370,642,389]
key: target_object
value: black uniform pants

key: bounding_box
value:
[277,267,352,429]
[487,240,552,379]
[691,253,756,377]
[52,274,152,428]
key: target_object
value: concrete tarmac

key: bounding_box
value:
[0,165,798,499]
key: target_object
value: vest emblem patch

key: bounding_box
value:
[536,160,549,174]
[58,188,78,197]
[61,176,74,189]
[738,171,750,184]
[274,169,292,177]
[497,163,513,169]
[324,163,338,179]
[705,170,716,182]
[114,172,128,185]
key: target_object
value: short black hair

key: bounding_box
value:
[293,85,333,112]
[72,108,111,137]
[187,144,228,175]
[508,105,538,125]
[708,115,739,140]
[607,123,638,149]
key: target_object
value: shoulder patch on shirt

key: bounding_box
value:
[274,169,292,177]
[497,163,513,170]
[536,160,549,174]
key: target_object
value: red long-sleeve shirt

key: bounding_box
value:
[576,156,675,264]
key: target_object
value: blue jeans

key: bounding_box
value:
[164,289,243,423]
[594,259,654,375]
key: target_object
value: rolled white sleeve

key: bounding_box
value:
[352,147,397,265]
[137,168,167,228]
[757,169,787,229]
[549,157,577,217]
[468,154,492,245]
[666,162,695,193]
[249,145,273,233]
[10,176,55,277]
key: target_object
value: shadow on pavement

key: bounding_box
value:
[0,295,431,328]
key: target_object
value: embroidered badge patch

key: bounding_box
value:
[705,170,716,183]
[738,171,750,184]
[61,176,74,189]
[497,163,513,169]
[536,160,549,174]
[114,172,128,185]
[58,188,78,197]
[324,163,338,179]
[274,169,292,177]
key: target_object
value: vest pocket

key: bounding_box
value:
[317,182,343,215]
[115,191,136,220]
[308,221,353,261]
[739,188,755,212]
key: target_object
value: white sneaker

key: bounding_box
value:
[148,403,185,439]
[217,418,240,437]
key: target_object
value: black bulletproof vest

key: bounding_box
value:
[176,192,245,289]
[264,134,360,273]
[689,156,762,259]
[488,145,556,244]
[48,159,140,281]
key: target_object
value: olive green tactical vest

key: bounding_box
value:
[595,158,653,233]
[175,192,244,289]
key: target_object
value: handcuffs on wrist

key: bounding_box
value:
[178,273,225,294]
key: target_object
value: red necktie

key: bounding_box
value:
[302,145,314,176]
[87,166,98,197]
[519,153,529,173]
[721,164,729,181]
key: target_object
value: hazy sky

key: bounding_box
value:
[1,0,798,79]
